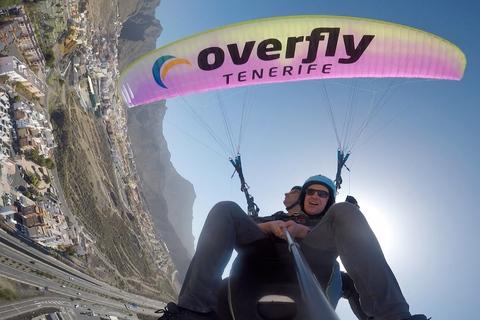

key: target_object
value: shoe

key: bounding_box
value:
[404,315,431,320]
[156,302,220,319]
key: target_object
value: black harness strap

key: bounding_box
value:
[335,150,351,191]
[230,154,260,217]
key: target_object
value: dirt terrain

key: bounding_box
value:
[38,0,178,301]
[47,68,177,301]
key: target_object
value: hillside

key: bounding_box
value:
[50,86,177,299]
[117,0,196,280]
[47,0,195,300]
[126,103,195,282]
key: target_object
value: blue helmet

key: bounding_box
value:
[299,174,336,215]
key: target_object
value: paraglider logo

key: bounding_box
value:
[152,55,192,89]
[119,16,466,108]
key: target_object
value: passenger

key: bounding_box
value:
[157,174,428,320]
[254,185,303,223]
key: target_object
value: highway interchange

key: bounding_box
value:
[0,229,167,319]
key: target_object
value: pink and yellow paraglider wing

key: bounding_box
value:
[117,15,466,108]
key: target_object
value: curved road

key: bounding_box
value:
[0,230,166,319]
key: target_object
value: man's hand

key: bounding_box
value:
[258,220,289,239]
[258,220,309,239]
[283,220,309,238]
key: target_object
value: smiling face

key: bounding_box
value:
[303,184,330,216]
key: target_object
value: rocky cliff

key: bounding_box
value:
[118,0,162,71]
[118,0,196,281]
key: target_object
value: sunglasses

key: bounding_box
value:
[305,188,329,198]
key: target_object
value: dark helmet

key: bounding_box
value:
[299,174,336,215]
[285,185,302,210]
[291,186,302,192]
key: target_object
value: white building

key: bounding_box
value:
[0,56,45,98]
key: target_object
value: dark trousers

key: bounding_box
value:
[178,201,267,312]
[178,201,411,320]
[304,202,411,320]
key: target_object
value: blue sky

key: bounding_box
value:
[154,1,479,319]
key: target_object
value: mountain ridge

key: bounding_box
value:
[118,0,196,281]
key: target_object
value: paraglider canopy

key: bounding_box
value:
[117,15,466,108]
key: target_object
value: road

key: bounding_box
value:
[0,296,133,320]
[0,229,166,319]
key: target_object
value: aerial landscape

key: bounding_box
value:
[0,0,479,320]
[0,0,189,319]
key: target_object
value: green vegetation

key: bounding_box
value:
[24,170,40,187]
[0,286,20,301]
[43,174,51,184]
[43,47,55,68]
[48,73,55,85]
[19,184,42,201]
[1,194,8,206]
[58,245,76,256]
[0,0,22,7]
[13,82,38,102]
[34,269,56,280]
[24,149,56,169]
